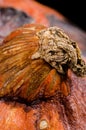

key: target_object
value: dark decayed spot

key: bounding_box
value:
[0,7,34,44]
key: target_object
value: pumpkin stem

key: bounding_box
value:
[32,26,86,77]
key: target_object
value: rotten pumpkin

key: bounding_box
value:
[0,24,86,130]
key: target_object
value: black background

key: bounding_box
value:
[37,0,86,31]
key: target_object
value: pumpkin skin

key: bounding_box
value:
[0,0,86,57]
[0,23,86,130]
[0,70,86,130]
[0,100,64,130]
[0,1,86,130]
[0,7,34,43]
[0,24,70,101]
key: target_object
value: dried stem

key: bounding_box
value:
[32,27,86,77]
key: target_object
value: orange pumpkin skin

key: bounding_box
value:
[0,70,86,130]
[0,2,86,129]
[0,100,64,130]
[0,0,86,55]
[0,24,70,102]
[0,0,64,26]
